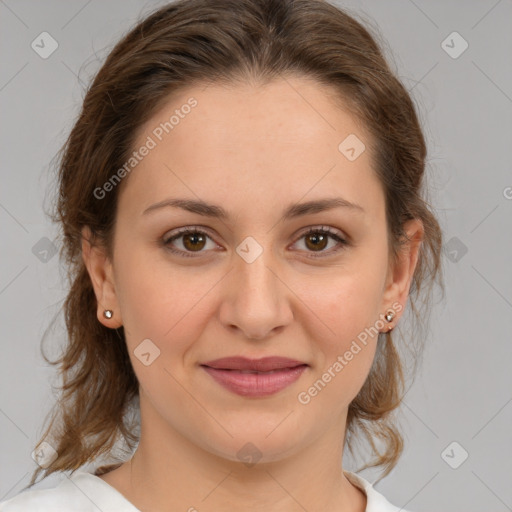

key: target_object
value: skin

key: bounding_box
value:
[82,75,423,512]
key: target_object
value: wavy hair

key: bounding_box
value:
[28,0,444,489]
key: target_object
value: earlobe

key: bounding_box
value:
[81,226,123,328]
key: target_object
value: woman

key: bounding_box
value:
[0,0,443,510]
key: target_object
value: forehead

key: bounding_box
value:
[119,76,383,222]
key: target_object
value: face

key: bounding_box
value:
[83,75,422,464]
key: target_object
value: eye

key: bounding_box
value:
[291,226,348,258]
[163,227,218,258]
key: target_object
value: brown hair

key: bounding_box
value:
[28,0,444,489]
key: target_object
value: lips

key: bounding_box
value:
[200,357,309,397]
[201,356,307,372]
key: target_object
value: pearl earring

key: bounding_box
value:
[103,309,113,319]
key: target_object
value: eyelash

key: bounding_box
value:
[162,225,349,259]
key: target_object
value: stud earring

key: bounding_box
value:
[103,309,113,319]
[384,310,395,322]
[384,309,395,332]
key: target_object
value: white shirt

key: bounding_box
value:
[0,470,409,511]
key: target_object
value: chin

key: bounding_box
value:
[198,425,306,467]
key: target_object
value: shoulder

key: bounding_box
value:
[344,470,412,512]
[0,471,140,512]
[0,474,88,512]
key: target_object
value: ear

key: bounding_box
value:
[380,218,424,327]
[81,226,123,329]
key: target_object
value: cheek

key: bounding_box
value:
[297,271,384,401]
[115,262,212,402]
[302,288,380,410]
[308,271,384,343]
[115,254,214,355]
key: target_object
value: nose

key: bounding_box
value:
[218,245,294,341]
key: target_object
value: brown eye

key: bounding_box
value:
[182,232,207,251]
[293,226,348,258]
[164,228,217,258]
[304,231,329,251]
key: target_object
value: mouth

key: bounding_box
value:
[200,356,309,397]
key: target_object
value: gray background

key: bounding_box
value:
[0,1,511,510]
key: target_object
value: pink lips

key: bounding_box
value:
[201,356,308,397]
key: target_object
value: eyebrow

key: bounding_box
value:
[142,197,365,222]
